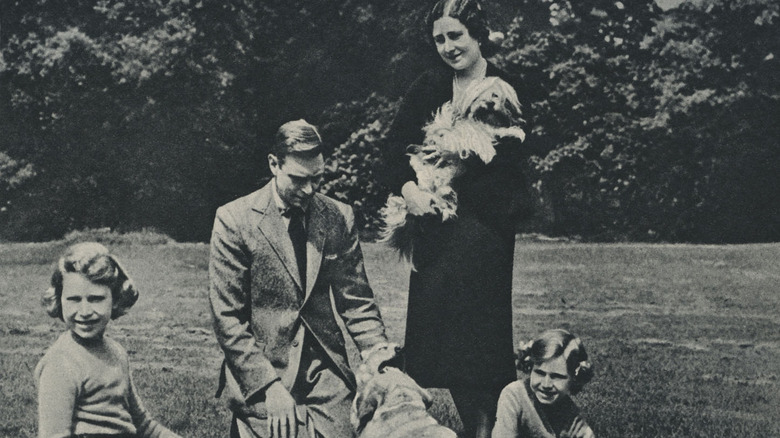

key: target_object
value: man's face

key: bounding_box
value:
[269,153,325,209]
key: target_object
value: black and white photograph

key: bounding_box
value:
[1,0,778,436]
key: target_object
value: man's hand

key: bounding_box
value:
[262,381,299,438]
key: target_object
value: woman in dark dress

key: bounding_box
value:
[380,1,532,437]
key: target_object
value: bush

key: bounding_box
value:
[496,0,780,243]
[62,228,174,246]
[318,94,399,238]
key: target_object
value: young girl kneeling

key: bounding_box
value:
[492,329,595,438]
[35,242,182,438]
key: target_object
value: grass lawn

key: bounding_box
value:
[1,238,778,437]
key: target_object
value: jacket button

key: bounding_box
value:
[292,340,299,347]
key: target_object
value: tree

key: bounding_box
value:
[0,0,259,240]
[497,0,779,241]
[0,0,433,240]
[1,0,777,242]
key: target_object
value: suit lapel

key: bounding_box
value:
[254,185,304,292]
[304,196,326,302]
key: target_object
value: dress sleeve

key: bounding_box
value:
[459,69,535,229]
[36,355,78,438]
[458,136,531,233]
[380,71,442,194]
[127,374,182,438]
[492,383,523,438]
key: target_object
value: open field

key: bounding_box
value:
[1,239,778,437]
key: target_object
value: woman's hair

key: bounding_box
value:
[42,242,138,320]
[517,329,594,395]
[271,119,323,162]
[425,0,499,57]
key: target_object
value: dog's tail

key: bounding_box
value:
[378,195,415,263]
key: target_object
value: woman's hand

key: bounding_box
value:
[420,144,460,168]
[262,381,300,438]
[401,181,438,216]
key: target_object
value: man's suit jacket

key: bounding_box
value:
[209,181,388,409]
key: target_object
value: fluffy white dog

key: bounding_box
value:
[381,76,526,261]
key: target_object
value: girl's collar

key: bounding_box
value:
[452,57,488,111]
[70,330,106,348]
[525,378,556,434]
[525,378,575,436]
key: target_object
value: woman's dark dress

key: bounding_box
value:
[381,63,531,392]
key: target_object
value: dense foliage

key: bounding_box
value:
[318,94,399,236]
[497,0,779,242]
[1,0,777,242]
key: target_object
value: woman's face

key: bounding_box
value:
[432,16,482,72]
[529,355,572,405]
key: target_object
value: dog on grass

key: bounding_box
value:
[381,76,526,262]
[352,344,456,438]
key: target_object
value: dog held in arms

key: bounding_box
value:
[381,76,526,262]
[352,344,457,438]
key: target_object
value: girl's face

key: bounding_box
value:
[530,355,572,405]
[61,273,113,340]
[432,16,482,73]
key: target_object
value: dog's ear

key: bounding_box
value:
[351,379,384,433]
[381,345,406,372]
[383,368,435,409]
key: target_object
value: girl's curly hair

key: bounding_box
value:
[42,242,138,320]
[517,329,594,395]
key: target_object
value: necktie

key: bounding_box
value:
[286,207,307,294]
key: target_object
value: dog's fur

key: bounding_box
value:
[352,345,456,438]
[381,76,526,261]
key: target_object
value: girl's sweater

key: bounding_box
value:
[492,379,591,438]
[35,331,180,438]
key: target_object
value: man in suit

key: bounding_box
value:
[209,119,390,438]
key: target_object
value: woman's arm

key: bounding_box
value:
[380,88,425,194]
[380,69,450,194]
[459,139,531,228]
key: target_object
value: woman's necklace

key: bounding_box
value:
[452,58,487,98]
[452,57,488,111]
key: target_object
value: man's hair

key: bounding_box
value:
[271,119,323,161]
